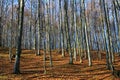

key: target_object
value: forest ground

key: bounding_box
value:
[0,47,120,80]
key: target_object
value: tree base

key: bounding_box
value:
[112,70,120,78]
[36,54,40,56]
[13,71,21,74]
[44,70,47,74]
[12,55,15,59]
[69,62,73,65]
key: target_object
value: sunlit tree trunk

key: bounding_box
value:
[49,0,53,67]
[59,0,65,57]
[32,1,38,55]
[29,0,32,49]
[0,16,1,46]
[0,0,3,47]
[36,0,41,55]
[81,0,92,66]
[62,0,65,57]
[106,4,114,63]
[9,0,14,62]
[46,1,53,67]
[43,2,47,73]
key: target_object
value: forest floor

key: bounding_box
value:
[0,47,120,80]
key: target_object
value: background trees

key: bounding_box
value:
[0,0,120,74]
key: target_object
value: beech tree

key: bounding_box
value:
[64,0,73,64]
[101,0,114,71]
[81,0,92,66]
[0,0,2,46]
[59,0,65,57]
[13,0,24,74]
[9,0,14,62]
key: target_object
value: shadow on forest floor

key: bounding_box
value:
[0,48,120,80]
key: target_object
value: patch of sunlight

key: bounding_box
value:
[0,75,8,79]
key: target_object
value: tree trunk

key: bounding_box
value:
[43,40,47,74]
[59,0,65,57]
[64,0,73,64]
[113,0,120,56]
[9,0,14,62]
[37,0,41,56]
[81,0,92,66]
[102,0,114,71]
[13,0,24,74]
[0,0,2,46]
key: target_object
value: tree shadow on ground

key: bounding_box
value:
[22,70,44,74]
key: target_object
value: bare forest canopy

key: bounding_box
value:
[0,0,120,52]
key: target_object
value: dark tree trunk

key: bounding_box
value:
[13,0,24,74]
[102,0,114,71]
[64,0,73,64]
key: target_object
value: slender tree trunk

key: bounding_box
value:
[81,0,92,66]
[43,3,47,72]
[72,0,77,61]
[9,0,14,62]
[43,39,47,74]
[102,0,114,71]
[111,5,117,62]
[34,17,37,55]
[59,0,64,57]
[0,16,1,46]
[106,4,114,63]
[59,0,65,57]
[0,0,2,46]
[37,0,41,55]
[64,0,73,64]
[29,0,32,50]
[46,2,53,67]
[49,0,53,67]
[113,0,120,55]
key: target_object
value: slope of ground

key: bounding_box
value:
[0,48,120,80]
